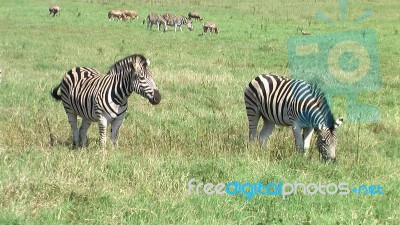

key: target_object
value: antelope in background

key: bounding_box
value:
[120,10,139,20]
[203,22,219,34]
[298,27,311,35]
[188,12,203,21]
[108,10,127,20]
[49,5,60,16]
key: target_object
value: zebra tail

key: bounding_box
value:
[51,83,62,101]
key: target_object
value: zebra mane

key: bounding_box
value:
[308,83,335,129]
[107,54,149,75]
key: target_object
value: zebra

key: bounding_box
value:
[244,74,343,162]
[162,13,174,22]
[51,54,161,149]
[143,13,167,32]
[164,15,193,32]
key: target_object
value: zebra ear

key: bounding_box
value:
[131,60,142,71]
[146,59,151,67]
[334,117,344,129]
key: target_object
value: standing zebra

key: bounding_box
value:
[143,13,167,32]
[244,74,343,162]
[51,54,161,149]
[164,15,193,32]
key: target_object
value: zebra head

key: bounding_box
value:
[316,117,344,163]
[130,55,161,105]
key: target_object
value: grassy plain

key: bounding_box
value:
[0,0,399,224]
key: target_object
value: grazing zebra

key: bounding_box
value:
[244,74,343,162]
[188,12,203,21]
[49,5,60,16]
[51,54,161,149]
[143,13,167,31]
[202,22,219,34]
[164,15,193,32]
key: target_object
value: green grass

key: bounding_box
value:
[0,0,399,224]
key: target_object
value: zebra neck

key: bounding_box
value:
[109,72,132,105]
[297,106,334,128]
[126,73,144,98]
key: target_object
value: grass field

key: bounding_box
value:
[0,0,399,224]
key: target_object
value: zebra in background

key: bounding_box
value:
[162,13,174,22]
[164,14,193,32]
[143,13,167,32]
[51,54,161,149]
[244,74,343,162]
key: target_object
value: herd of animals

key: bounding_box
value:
[46,5,342,163]
[48,5,219,34]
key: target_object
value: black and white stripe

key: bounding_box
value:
[164,15,193,32]
[143,13,167,32]
[51,54,161,149]
[244,74,343,162]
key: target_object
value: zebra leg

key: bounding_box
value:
[302,127,314,153]
[67,113,80,148]
[79,118,91,148]
[110,116,124,146]
[302,127,314,158]
[259,120,275,147]
[246,109,261,142]
[292,122,304,152]
[98,116,108,149]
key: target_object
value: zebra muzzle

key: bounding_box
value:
[149,89,161,105]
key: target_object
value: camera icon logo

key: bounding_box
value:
[287,2,381,123]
